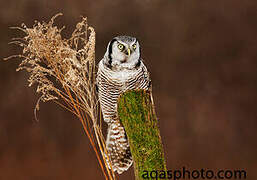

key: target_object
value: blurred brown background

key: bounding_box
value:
[0,0,256,179]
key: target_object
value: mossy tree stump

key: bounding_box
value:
[118,90,166,180]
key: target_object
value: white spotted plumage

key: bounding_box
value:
[96,36,151,174]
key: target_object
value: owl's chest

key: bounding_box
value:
[109,69,136,83]
[99,69,141,92]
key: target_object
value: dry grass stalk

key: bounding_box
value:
[5,13,116,180]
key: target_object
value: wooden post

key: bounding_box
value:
[117,90,167,180]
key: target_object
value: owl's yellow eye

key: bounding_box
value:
[132,44,137,50]
[118,44,124,50]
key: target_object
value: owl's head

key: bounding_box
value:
[104,36,141,69]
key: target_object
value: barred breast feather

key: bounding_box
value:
[96,59,151,174]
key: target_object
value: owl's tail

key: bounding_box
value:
[105,120,133,174]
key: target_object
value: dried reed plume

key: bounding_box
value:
[5,13,116,180]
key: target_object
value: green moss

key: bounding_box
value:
[118,90,167,180]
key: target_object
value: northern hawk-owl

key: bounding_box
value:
[96,36,151,174]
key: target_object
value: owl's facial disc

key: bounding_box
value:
[105,36,141,69]
[116,40,138,63]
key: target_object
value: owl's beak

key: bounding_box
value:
[125,48,131,56]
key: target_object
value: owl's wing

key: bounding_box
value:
[140,60,152,90]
